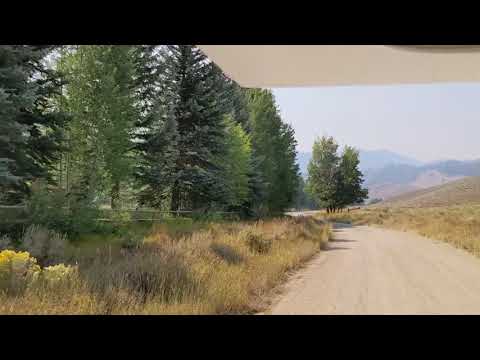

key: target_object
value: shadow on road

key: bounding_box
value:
[330,238,357,243]
[322,245,351,251]
[332,222,353,229]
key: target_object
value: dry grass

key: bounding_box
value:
[376,176,480,208]
[325,205,480,257]
[0,217,330,314]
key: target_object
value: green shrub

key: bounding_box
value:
[119,232,143,250]
[190,211,225,222]
[27,182,70,232]
[68,204,102,236]
[26,181,100,236]
[108,210,132,224]
[0,206,28,224]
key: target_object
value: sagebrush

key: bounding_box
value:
[0,216,330,314]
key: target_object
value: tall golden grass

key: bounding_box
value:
[0,217,330,314]
[326,205,480,257]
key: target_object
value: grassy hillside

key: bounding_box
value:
[364,159,480,200]
[374,176,480,208]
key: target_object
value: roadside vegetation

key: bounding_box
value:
[0,216,330,314]
[325,206,480,257]
[0,45,322,314]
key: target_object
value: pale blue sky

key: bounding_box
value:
[272,83,480,163]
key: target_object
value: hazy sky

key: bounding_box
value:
[271,83,480,162]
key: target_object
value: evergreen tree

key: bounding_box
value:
[166,46,228,211]
[132,45,177,208]
[273,123,300,211]
[223,80,250,128]
[137,45,230,211]
[0,45,66,204]
[132,45,160,120]
[136,104,179,208]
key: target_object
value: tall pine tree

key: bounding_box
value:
[273,123,300,211]
[0,45,66,204]
[136,102,179,208]
[138,45,230,211]
[132,45,160,120]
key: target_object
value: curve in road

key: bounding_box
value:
[268,223,480,315]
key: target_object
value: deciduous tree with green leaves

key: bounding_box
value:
[337,146,368,208]
[217,116,252,211]
[57,45,137,208]
[307,136,367,212]
[245,88,300,215]
[306,136,340,213]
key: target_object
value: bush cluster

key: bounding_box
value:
[0,249,78,295]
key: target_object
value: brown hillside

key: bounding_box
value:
[374,176,480,208]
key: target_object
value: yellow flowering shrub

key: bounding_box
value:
[0,250,41,294]
[42,263,78,283]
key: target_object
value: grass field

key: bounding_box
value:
[0,216,330,314]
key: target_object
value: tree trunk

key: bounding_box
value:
[171,181,180,213]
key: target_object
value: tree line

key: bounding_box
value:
[0,45,300,219]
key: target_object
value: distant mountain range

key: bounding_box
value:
[296,150,480,201]
[296,149,423,177]
[358,149,423,171]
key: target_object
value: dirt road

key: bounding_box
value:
[268,224,480,314]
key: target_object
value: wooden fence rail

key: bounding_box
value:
[0,206,239,224]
